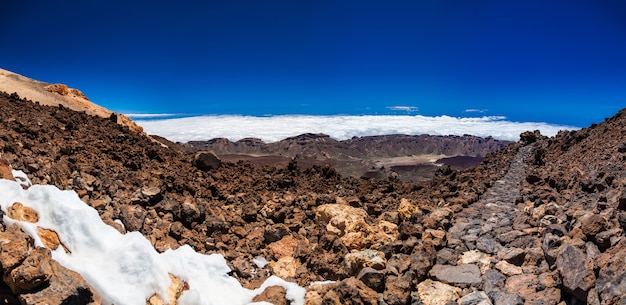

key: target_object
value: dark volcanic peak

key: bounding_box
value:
[3,89,626,304]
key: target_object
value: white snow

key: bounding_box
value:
[0,175,305,305]
[253,256,269,268]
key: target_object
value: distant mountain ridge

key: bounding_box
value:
[184,133,509,181]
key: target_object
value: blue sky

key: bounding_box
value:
[1,0,625,127]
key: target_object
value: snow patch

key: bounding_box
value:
[0,177,305,305]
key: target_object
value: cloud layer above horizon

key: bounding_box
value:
[133,114,579,143]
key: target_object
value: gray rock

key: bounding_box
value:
[428,264,482,286]
[436,248,457,265]
[556,244,596,302]
[488,291,523,305]
[497,230,525,244]
[541,233,561,266]
[482,269,505,293]
[476,236,499,254]
[458,291,492,305]
[357,267,385,293]
[499,248,526,266]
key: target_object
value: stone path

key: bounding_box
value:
[420,144,563,305]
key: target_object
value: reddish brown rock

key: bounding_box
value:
[4,247,53,293]
[252,286,288,305]
[0,224,31,271]
[0,159,14,180]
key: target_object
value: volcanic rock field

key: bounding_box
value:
[0,90,625,304]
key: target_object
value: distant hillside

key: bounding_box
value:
[184,133,509,181]
[0,67,143,134]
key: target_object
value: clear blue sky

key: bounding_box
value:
[1,0,625,127]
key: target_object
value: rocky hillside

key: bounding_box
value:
[0,68,143,134]
[186,133,508,182]
[0,90,625,304]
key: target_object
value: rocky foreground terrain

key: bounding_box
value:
[0,90,625,305]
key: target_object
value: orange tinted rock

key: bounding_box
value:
[147,274,186,305]
[7,202,38,223]
[268,235,299,259]
[0,159,14,181]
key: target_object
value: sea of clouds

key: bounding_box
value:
[130,114,579,143]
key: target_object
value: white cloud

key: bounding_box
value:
[464,108,488,113]
[124,113,182,119]
[387,106,419,112]
[135,114,579,143]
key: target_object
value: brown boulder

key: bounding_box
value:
[19,257,101,305]
[4,247,52,293]
[556,244,596,301]
[193,151,222,171]
[0,159,14,180]
[580,214,609,237]
[253,286,288,305]
[0,224,32,271]
[326,277,378,305]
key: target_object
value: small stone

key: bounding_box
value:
[505,274,537,300]
[398,198,421,221]
[384,272,412,305]
[268,235,299,259]
[476,236,499,254]
[333,277,378,305]
[0,159,14,180]
[428,264,482,286]
[499,248,526,266]
[457,250,492,274]
[344,249,386,276]
[268,256,300,279]
[496,230,525,244]
[495,260,523,276]
[147,274,186,305]
[0,224,32,271]
[7,202,38,223]
[482,269,506,293]
[458,291,492,305]
[423,229,447,248]
[413,279,461,305]
[357,267,385,293]
[36,227,68,252]
[580,214,608,237]
[488,291,523,305]
[252,286,288,305]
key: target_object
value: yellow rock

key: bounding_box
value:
[398,198,421,221]
[7,202,38,223]
[269,256,300,279]
[146,274,186,305]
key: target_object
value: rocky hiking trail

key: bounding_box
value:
[424,145,538,304]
